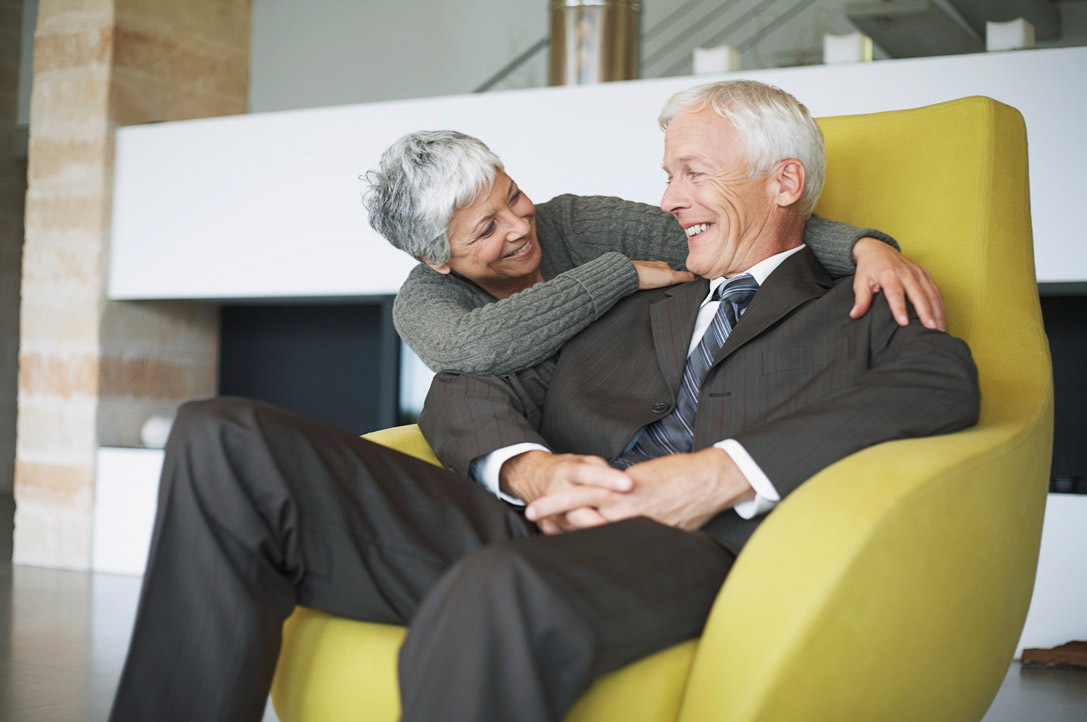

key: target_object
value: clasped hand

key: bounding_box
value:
[501,448,755,535]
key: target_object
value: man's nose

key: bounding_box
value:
[660,180,687,215]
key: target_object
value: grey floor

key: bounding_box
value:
[1,493,1085,721]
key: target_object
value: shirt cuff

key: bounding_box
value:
[715,439,781,520]
[469,442,550,506]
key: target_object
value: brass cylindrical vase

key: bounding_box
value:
[549,0,641,85]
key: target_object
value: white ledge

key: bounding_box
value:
[110,47,1087,300]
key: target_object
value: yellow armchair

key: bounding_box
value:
[271,96,1053,722]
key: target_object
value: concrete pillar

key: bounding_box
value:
[15,0,251,569]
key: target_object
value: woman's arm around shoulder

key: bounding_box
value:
[394,257,640,375]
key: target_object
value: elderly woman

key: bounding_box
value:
[366,131,942,374]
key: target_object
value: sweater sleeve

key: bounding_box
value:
[803,214,899,278]
[394,254,638,375]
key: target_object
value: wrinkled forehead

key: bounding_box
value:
[663,108,748,171]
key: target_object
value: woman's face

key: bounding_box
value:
[426,169,542,298]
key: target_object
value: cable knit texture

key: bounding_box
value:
[393,195,896,374]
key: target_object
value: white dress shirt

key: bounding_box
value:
[472,245,807,519]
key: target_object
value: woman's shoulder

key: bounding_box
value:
[396,263,490,309]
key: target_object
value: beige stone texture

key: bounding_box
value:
[15,0,251,568]
[98,354,213,400]
[110,68,244,126]
[32,23,112,73]
[25,126,110,186]
[23,183,112,238]
[15,394,98,461]
[27,67,110,130]
[34,0,113,32]
[12,496,94,570]
[115,0,251,55]
[13,458,95,505]
[18,286,102,350]
[19,350,99,398]
[112,25,247,98]
[100,300,219,356]
[21,233,103,286]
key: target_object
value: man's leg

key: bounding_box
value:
[109,397,532,722]
[399,516,735,722]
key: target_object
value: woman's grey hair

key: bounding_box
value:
[658,80,826,216]
[363,130,504,265]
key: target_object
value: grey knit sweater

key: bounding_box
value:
[393,195,896,375]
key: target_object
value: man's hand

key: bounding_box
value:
[632,261,697,290]
[526,447,755,532]
[502,451,633,535]
[850,237,945,330]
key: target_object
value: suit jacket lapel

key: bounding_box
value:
[716,247,836,363]
[650,279,708,396]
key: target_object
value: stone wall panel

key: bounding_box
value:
[17,0,250,568]
[33,24,112,72]
[28,68,110,129]
[16,396,98,460]
[23,184,111,238]
[24,128,110,186]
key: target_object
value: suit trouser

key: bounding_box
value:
[108,397,735,722]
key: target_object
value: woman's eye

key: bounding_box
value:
[478,222,496,239]
[510,191,522,204]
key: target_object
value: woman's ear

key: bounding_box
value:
[772,159,806,208]
[422,258,452,275]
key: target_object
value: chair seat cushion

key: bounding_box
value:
[271,606,700,722]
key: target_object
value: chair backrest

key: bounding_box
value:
[815,96,1050,426]
[678,97,1053,722]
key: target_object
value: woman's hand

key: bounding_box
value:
[632,261,696,290]
[850,237,945,330]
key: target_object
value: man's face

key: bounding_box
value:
[660,107,779,279]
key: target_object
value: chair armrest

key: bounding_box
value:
[678,401,1053,722]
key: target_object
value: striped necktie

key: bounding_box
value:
[613,274,759,468]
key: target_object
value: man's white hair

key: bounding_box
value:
[658,80,826,216]
[364,130,504,264]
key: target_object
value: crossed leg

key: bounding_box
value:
[109,397,733,722]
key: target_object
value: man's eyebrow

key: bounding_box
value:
[662,154,705,173]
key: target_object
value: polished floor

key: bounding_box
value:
[1,494,1086,721]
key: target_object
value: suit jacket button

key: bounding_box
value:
[652,402,670,414]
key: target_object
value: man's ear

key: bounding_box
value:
[772,159,806,208]
[422,258,452,275]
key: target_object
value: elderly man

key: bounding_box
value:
[110,80,978,722]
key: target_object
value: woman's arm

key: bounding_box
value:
[394,254,640,374]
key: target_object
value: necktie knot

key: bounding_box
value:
[713,274,759,325]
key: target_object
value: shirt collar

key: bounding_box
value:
[702,244,806,306]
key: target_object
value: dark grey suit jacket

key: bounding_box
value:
[419,247,979,553]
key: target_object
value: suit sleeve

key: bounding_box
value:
[418,360,557,477]
[735,300,980,497]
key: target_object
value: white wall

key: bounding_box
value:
[248,0,545,111]
[245,0,885,111]
[247,0,1087,112]
[109,47,1087,302]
